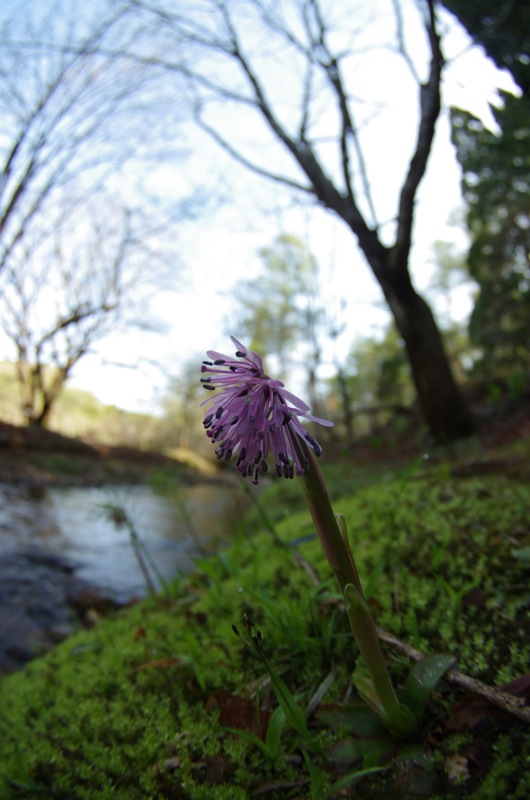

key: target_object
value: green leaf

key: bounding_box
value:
[353,668,385,718]
[265,705,286,760]
[302,749,327,800]
[512,546,530,564]
[224,727,271,761]
[268,665,311,739]
[325,736,394,767]
[316,702,386,737]
[327,766,386,797]
[353,668,417,738]
[403,654,455,720]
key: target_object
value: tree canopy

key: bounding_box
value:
[447,0,530,373]
[451,96,530,372]
[116,0,475,439]
[441,0,530,95]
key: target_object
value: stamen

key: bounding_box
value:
[305,433,322,457]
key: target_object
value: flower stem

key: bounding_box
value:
[297,444,415,735]
[296,446,363,596]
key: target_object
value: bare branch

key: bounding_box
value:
[306,0,378,225]
[391,0,422,82]
[193,107,314,193]
[392,0,444,271]
[0,2,170,275]
[0,194,146,425]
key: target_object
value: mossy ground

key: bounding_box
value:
[0,451,529,799]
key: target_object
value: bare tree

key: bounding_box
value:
[118,0,475,439]
[0,0,192,278]
[0,1,197,424]
[1,195,154,426]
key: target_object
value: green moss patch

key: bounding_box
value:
[1,469,529,798]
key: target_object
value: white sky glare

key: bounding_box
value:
[0,0,517,415]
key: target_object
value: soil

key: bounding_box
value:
[0,420,201,487]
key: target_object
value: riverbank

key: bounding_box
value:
[0,420,209,487]
[0,422,225,675]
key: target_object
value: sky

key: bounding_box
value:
[0,0,517,416]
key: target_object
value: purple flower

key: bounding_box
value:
[201,336,333,484]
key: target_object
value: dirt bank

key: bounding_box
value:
[0,420,202,487]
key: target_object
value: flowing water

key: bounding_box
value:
[0,481,243,602]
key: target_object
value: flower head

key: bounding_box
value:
[201,336,333,484]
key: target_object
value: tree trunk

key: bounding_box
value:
[379,267,475,440]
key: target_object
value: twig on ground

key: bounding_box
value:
[377,627,530,724]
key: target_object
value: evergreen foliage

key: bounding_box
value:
[451,95,530,372]
[447,0,530,374]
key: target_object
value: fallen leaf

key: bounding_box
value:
[499,673,530,698]
[206,690,270,738]
[443,695,495,732]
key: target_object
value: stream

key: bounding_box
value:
[0,480,245,672]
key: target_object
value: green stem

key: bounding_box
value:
[343,584,403,724]
[297,444,414,734]
[297,446,363,596]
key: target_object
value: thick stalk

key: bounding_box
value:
[296,445,363,596]
[297,443,414,733]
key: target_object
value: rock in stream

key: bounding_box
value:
[0,546,122,675]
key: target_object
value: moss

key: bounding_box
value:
[0,470,529,798]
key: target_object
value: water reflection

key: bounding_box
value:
[0,482,243,601]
